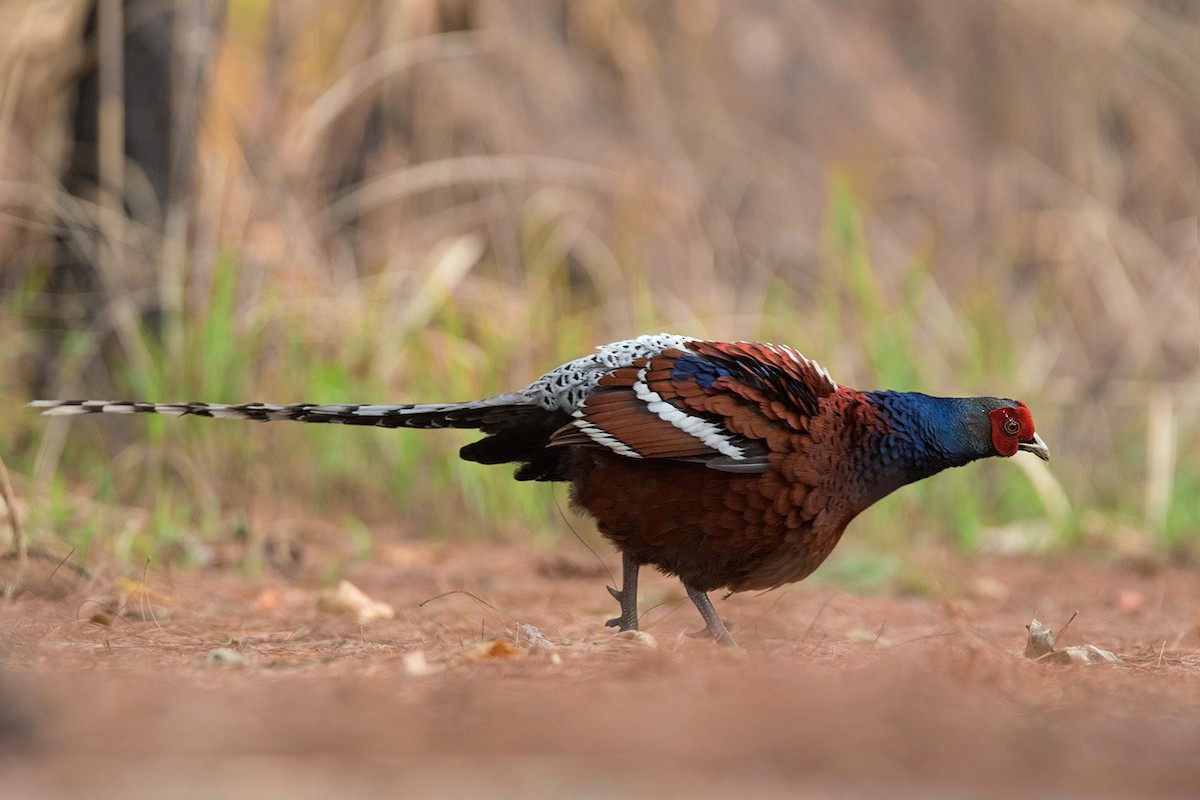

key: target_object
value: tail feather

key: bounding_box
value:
[30,392,575,481]
[28,394,533,430]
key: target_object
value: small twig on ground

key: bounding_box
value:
[0,453,26,599]
[1053,610,1079,644]
[0,453,24,560]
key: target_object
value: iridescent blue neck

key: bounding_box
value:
[855,391,996,498]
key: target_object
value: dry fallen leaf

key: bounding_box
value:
[1024,615,1124,666]
[450,638,521,665]
[518,623,555,649]
[316,580,395,624]
[479,639,518,659]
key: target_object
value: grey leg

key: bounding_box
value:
[605,552,640,631]
[684,583,739,648]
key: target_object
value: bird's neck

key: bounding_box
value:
[853,391,989,498]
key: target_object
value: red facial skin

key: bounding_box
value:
[989,403,1037,457]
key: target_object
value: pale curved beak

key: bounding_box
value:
[1018,432,1050,462]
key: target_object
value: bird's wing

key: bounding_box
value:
[548,341,839,473]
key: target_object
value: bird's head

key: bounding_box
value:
[987,402,1049,461]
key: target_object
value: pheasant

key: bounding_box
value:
[32,333,1048,647]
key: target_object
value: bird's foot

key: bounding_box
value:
[605,554,641,632]
[685,620,740,649]
[684,584,741,649]
[605,585,638,631]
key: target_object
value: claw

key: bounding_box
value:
[605,586,629,629]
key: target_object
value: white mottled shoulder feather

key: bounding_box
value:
[522,333,696,412]
[535,334,771,472]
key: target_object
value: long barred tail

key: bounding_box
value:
[28,394,535,430]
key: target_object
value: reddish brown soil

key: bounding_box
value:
[3,540,1200,798]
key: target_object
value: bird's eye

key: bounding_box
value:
[1003,418,1020,436]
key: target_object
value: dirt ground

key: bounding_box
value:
[2,537,1200,799]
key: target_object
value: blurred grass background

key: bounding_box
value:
[0,0,1197,571]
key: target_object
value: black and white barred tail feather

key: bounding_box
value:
[29,395,572,481]
[26,335,704,429]
[27,395,535,430]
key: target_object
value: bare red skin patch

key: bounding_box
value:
[989,403,1036,457]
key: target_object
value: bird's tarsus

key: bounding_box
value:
[685,583,740,649]
[605,553,640,631]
